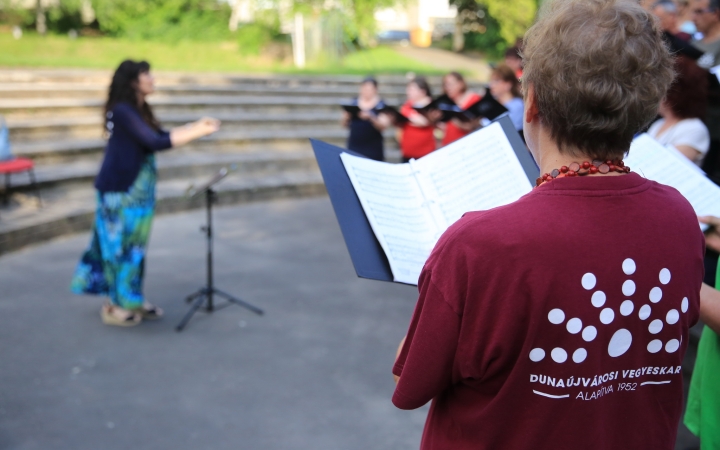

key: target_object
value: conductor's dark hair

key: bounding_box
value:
[104,60,160,131]
[410,76,432,98]
[711,0,720,10]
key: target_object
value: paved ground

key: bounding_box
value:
[0,198,425,450]
[0,197,701,450]
[392,46,492,81]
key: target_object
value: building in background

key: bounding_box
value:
[375,0,457,47]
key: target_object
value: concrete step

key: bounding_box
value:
[0,82,425,100]
[0,95,409,119]
[11,127,397,162]
[8,111,347,142]
[5,149,320,191]
[0,69,431,87]
[0,168,326,255]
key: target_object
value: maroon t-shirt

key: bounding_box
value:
[392,173,705,450]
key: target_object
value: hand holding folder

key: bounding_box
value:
[375,105,410,126]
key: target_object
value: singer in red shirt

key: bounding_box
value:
[399,77,437,161]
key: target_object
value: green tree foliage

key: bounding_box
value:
[481,0,536,45]
[463,9,505,58]
[290,0,398,46]
[46,0,87,33]
[93,0,232,42]
[345,0,398,46]
[0,0,35,28]
[449,0,536,56]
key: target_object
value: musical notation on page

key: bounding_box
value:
[340,155,440,284]
[340,122,533,284]
[411,123,532,227]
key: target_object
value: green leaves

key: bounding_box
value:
[446,0,536,57]
[482,0,536,45]
[92,0,232,42]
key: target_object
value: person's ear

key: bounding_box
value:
[524,83,540,124]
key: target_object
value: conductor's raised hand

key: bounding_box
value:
[196,117,221,136]
[170,117,221,147]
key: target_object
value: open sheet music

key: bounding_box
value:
[626,134,720,231]
[340,122,533,284]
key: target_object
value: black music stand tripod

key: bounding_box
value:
[176,168,264,331]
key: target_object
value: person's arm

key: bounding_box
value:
[671,121,709,163]
[358,110,390,131]
[115,105,219,150]
[674,144,702,163]
[700,282,720,334]
[392,275,461,410]
[699,216,720,252]
[341,111,351,128]
[408,111,430,127]
[169,117,220,147]
[393,336,406,384]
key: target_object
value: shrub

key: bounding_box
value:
[93,0,232,42]
[236,23,273,55]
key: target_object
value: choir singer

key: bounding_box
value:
[392,1,704,449]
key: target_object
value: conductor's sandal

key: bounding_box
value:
[133,303,164,321]
[101,303,142,327]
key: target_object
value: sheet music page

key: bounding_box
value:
[340,154,440,284]
[411,122,533,228]
[626,134,720,230]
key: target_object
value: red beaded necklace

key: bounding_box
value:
[536,159,630,187]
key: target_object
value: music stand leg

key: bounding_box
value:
[214,288,264,316]
[185,289,205,304]
[176,294,207,332]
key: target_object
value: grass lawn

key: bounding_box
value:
[0,32,443,75]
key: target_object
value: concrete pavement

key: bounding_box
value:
[0,197,425,450]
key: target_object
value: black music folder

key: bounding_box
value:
[311,115,538,284]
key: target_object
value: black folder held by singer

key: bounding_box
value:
[311,115,539,285]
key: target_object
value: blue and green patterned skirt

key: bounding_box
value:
[71,156,156,309]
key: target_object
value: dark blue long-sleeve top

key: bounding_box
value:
[94,102,173,193]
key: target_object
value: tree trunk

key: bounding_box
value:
[452,12,464,52]
[35,0,47,35]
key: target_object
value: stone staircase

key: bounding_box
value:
[0,69,475,255]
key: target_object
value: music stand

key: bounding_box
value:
[176,167,264,332]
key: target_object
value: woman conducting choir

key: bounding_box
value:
[398,76,436,162]
[488,64,525,133]
[343,77,390,161]
[439,72,482,147]
[71,60,221,327]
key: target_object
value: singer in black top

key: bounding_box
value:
[70,60,221,327]
[343,77,390,161]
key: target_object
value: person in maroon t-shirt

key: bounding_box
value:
[392,1,705,449]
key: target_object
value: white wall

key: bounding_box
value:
[375,0,456,32]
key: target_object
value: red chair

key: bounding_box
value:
[0,157,41,206]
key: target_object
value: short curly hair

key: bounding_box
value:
[521,0,675,160]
